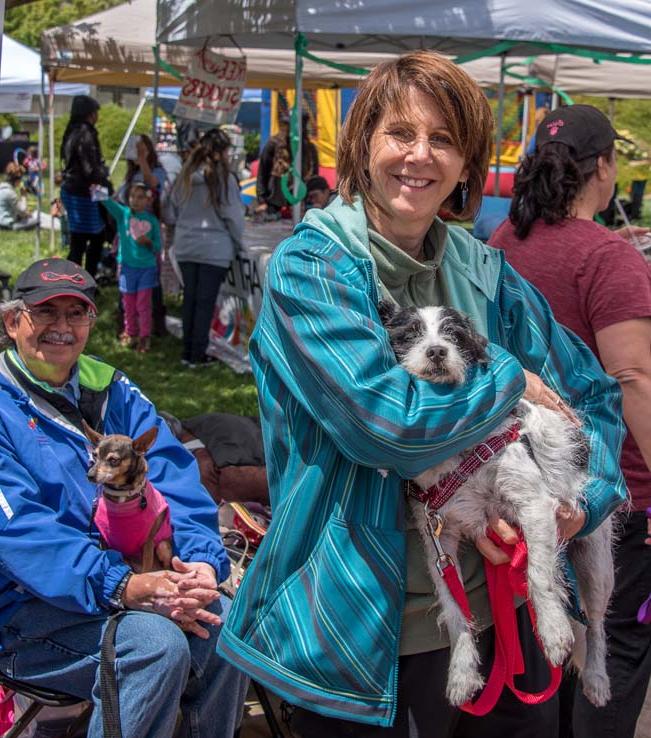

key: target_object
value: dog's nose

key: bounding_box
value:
[427,346,448,362]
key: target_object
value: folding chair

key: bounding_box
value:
[0,673,90,738]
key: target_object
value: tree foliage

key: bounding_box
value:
[5,0,125,49]
[52,103,154,167]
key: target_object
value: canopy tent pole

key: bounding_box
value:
[607,97,616,123]
[152,45,160,144]
[35,66,46,260]
[493,53,506,197]
[109,95,148,176]
[551,92,559,110]
[48,72,55,253]
[292,38,304,225]
[520,90,531,159]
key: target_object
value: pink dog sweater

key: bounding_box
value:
[94,481,173,558]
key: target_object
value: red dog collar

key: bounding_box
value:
[407,421,521,511]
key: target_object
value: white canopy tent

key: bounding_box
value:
[1,35,89,258]
[41,0,397,89]
[1,34,88,111]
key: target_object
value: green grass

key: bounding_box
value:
[0,236,258,419]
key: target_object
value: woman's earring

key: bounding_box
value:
[460,180,469,210]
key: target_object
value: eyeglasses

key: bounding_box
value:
[381,126,456,154]
[21,305,97,326]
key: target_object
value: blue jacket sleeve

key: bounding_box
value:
[106,375,230,582]
[0,417,131,614]
[499,263,627,534]
[256,233,526,478]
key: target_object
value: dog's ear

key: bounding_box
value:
[377,300,396,325]
[132,426,159,455]
[82,420,103,447]
[443,308,490,364]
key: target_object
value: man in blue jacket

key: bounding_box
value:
[0,258,247,738]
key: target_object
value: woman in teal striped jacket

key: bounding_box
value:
[218,52,626,738]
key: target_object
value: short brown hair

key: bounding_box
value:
[337,51,493,219]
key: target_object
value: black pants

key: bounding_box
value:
[178,261,228,363]
[291,606,559,738]
[572,510,651,738]
[67,231,105,278]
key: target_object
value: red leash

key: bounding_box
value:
[408,420,561,714]
[460,530,562,715]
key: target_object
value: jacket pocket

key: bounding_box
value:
[245,514,404,698]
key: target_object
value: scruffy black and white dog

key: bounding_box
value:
[379,301,614,708]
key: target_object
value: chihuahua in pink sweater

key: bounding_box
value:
[83,421,174,573]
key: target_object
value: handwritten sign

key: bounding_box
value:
[174,49,247,125]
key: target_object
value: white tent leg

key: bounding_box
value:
[493,53,506,197]
[35,67,45,260]
[292,38,304,226]
[48,73,55,253]
[520,92,530,161]
[152,47,160,145]
[110,96,148,176]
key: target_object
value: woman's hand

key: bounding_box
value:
[476,506,587,563]
[556,504,586,540]
[522,368,580,426]
[136,139,148,165]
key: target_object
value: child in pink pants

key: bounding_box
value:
[103,184,161,352]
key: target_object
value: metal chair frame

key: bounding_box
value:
[0,674,90,738]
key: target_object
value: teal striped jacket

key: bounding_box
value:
[218,198,625,727]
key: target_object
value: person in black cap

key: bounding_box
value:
[490,104,651,738]
[255,110,319,218]
[305,174,336,210]
[60,95,112,278]
[0,257,248,738]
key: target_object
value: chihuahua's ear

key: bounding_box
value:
[82,420,103,447]
[132,426,159,455]
[378,300,396,325]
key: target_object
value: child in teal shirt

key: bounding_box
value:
[103,183,161,352]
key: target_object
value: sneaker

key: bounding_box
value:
[180,358,193,367]
[194,355,219,366]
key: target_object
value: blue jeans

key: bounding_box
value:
[0,596,248,738]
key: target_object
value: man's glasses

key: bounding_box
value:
[21,305,97,326]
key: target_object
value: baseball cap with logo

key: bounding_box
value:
[536,104,633,161]
[13,258,97,310]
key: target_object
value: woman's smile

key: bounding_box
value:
[366,86,468,255]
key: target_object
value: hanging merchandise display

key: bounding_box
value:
[174,47,247,125]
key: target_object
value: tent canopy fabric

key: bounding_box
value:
[461,54,651,99]
[42,0,651,97]
[530,54,651,98]
[41,0,397,89]
[156,0,651,55]
[1,34,88,95]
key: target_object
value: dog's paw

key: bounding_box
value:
[446,631,484,706]
[537,615,574,666]
[581,671,611,707]
[446,668,484,706]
